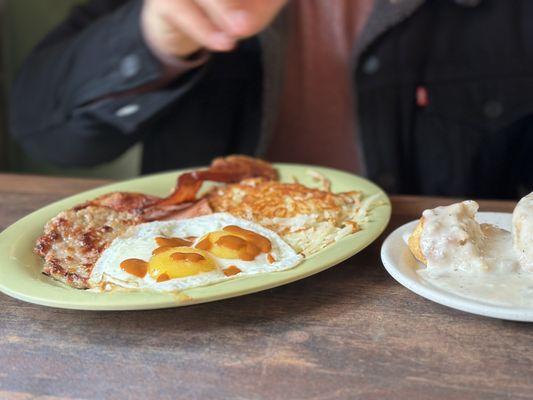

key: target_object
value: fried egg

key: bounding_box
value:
[89,213,303,292]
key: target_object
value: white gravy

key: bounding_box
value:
[415,200,533,307]
[513,193,533,272]
[419,201,486,272]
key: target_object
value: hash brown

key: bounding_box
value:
[208,177,366,255]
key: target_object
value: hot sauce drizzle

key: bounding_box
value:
[155,237,192,247]
[196,237,212,251]
[223,225,272,252]
[216,235,247,250]
[195,226,273,261]
[152,246,173,255]
[223,265,242,276]
[170,252,206,262]
[120,259,148,278]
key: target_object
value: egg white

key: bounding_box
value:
[89,213,303,292]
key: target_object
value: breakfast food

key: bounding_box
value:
[208,178,366,255]
[512,192,533,272]
[407,201,487,272]
[407,217,426,265]
[408,195,533,272]
[158,155,278,207]
[35,193,159,288]
[89,213,302,291]
[35,155,376,292]
[406,193,533,306]
[35,156,276,288]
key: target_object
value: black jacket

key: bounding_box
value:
[9,0,533,198]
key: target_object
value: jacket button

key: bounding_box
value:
[483,101,503,119]
[362,56,380,74]
[120,54,141,78]
[116,104,140,117]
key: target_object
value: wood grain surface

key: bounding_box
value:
[0,173,531,400]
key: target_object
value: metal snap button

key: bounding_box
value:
[363,56,380,74]
[483,101,503,119]
[120,54,141,78]
[116,104,140,117]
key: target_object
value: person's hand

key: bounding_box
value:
[142,0,288,58]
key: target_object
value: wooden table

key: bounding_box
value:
[0,173,531,400]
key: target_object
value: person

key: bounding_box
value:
[9,0,533,198]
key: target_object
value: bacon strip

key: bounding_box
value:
[141,199,212,221]
[156,155,278,207]
[73,157,276,219]
[156,171,249,207]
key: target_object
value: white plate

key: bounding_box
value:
[381,212,533,322]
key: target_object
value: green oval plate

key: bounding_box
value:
[0,164,391,310]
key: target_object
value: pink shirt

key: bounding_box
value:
[266,0,375,173]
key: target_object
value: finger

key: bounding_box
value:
[163,0,236,51]
[194,0,252,37]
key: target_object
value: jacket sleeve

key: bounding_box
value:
[9,0,205,167]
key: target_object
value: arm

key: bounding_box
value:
[9,0,206,167]
[9,0,287,168]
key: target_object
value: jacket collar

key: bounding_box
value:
[355,0,425,63]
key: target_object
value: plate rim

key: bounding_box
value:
[0,163,391,311]
[380,212,533,322]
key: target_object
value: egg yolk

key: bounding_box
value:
[196,225,272,261]
[148,246,216,280]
